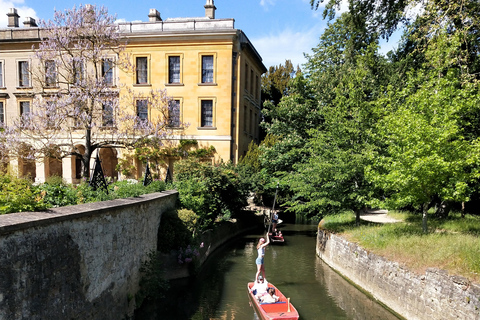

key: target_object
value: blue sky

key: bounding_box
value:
[0,0,400,68]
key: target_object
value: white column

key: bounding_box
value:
[62,155,74,184]
[35,157,46,184]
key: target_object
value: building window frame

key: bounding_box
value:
[102,101,114,127]
[19,100,32,125]
[167,54,183,85]
[136,99,149,122]
[168,99,182,128]
[199,53,216,85]
[198,98,216,129]
[0,100,5,125]
[73,59,84,86]
[135,55,150,86]
[102,57,115,87]
[0,60,4,88]
[45,60,57,87]
[17,60,31,88]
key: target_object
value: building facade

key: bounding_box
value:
[0,2,266,183]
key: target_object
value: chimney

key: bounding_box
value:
[204,0,216,19]
[148,9,162,22]
[7,8,20,28]
[23,17,37,27]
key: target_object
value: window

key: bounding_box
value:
[250,70,254,93]
[201,100,213,127]
[102,102,114,127]
[74,101,84,127]
[0,61,3,87]
[136,57,148,84]
[168,56,181,84]
[255,75,259,100]
[45,60,56,87]
[243,106,247,132]
[244,63,249,92]
[102,58,114,86]
[20,101,30,115]
[0,101,4,124]
[18,61,30,87]
[136,99,148,121]
[201,55,214,83]
[249,109,253,134]
[73,59,84,85]
[168,100,181,127]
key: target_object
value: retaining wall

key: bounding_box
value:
[316,229,480,320]
[0,191,177,320]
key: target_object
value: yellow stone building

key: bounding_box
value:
[0,1,266,183]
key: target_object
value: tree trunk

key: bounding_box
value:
[355,209,361,226]
[422,203,428,233]
[82,128,93,179]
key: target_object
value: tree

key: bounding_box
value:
[5,5,180,179]
[309,0,409,39]
[365,1,480,231]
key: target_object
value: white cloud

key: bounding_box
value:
[260,0,276,9]
[0,0,38,27]
[251,26,323,68]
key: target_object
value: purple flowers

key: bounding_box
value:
[177,244,201,264]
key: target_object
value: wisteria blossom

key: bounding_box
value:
[4,4,185,178]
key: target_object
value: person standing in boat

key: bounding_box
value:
[271,210,279,233]
[255,232,270,281]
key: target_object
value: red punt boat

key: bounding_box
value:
[269,234,285,243]
[247,282,299,320]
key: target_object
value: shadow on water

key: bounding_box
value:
[135,221,401,320]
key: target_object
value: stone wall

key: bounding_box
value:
[0,191,177,320]
[316,229,480,320]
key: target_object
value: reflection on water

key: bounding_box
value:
[135,221,400,320]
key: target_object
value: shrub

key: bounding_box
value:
[157,209,191,253]
[0,174,48,214]
[173,159,248,231]
[37,176,79,207]
[177,208,198,235]
[136,251,170,307]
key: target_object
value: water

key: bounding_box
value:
[135,222,401,320]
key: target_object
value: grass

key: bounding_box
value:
[321,211,480,283]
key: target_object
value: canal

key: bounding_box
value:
[135,221,401,320]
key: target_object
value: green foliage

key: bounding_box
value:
[177,208,198,235]
[0,174,167,214]
[36,176,78,208]
[322,212,480,282]
[173,159,248,231]
[0,174,48,214]
[157,209,192,253]
[136,251,170,307]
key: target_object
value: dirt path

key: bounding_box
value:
[360,210,401,223]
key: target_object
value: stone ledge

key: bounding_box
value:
[0,190,178,235]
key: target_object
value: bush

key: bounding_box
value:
[0,174,48,214]
[177,208,198,235]
[37,176,79,207]
[173,159,248,231]
[157,209,192,253]
[136,251,170,307]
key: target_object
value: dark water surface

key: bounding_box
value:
[135,222,400,320]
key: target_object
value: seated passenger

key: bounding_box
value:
[250,275,268,298]
[261,287,279,303]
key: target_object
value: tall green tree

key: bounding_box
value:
[365,0,480,231]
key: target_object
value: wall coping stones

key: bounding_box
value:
[0,190,178,234]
